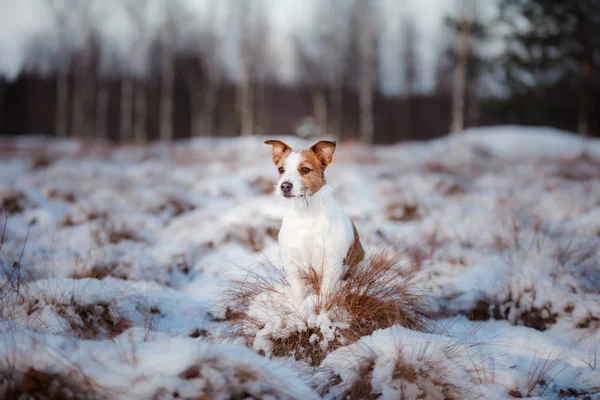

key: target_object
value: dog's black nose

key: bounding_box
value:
[281,182,293,193]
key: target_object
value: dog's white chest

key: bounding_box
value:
[278,186,354,273]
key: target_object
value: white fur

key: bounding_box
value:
[277,167,355,302]
[276,152,305,198]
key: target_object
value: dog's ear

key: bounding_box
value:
[264,140,292,165]
[310,141,336,167]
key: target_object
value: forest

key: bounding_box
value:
[0,0,598,144]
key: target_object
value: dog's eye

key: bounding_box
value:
[300,167,311,174]
[278,167,285,173]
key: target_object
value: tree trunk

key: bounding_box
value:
[239,60,254,137]
[0,81,4,134]
[159,51,175,142]
[330,73,343,140]
[190,92,203,137]
[95,83,109,141]
[202,68,221,137]
[120,76,133,143]
[358,74,374,144]
[451,0,470,134]
[357,4,376,144]
[577,92,589,137]
[134,80,147,143]
[466,81,479,128]
[313,87,328,136]
[71,47,93,139]
[56,65,70,137]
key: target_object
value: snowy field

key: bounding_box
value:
[1,126,600,399]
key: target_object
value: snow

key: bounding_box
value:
[1,126,600,399]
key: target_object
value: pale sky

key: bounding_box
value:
[0,0,498,95]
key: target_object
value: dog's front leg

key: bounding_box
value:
[282,252,308,303]
[320,258,344,299]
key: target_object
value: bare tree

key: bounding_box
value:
[450,0,471,134]
[401,17,418,140]
[119,71,134,142]
[235,0,269,137]
[45,0,79,138]
[321,0,353,139]
[355,1,379,144]
[297,0,352,138]
[95,75,109,141]
[70,2,99,139]
[120,0,152,144]
[181,0,222,137]
[158,3,178,142]
[294,35,327,136]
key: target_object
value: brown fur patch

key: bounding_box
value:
[299,149,327,195]
[344,223,365,269]
[264,140,291,165]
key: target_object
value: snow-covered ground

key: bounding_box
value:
[1,126,599,399]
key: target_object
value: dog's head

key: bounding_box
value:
[264,140,336,199]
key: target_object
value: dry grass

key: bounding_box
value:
[467,294,559,332]
[385,202,422,222]
[223,247,435,366]
[1,192,33,216]
[317,338,484,400]
[151,195,196,218]
[1,365,108,400]
[341,359,378,400]
[226,225,280,252]
[53,301,132,340]
[69,262,130,281]
[326,247,434,336]
[250,176,276,195]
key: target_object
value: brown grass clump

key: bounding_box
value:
[225,225,279,252]
[385,202,422,222]
[223,247,435,366]
[46,189,77,203]
[69,262,129,281]
[341,359,378,400]
[56,301,132,340]
[328,248,433,337]
[24,299,132,341]
[315,335,481,400]
[1,366,108,400]
[152,196,196,218]
[61,210,108,227]
[466,292,559,332]
[250,177,276,195]
[91,227,147,245]
[1,192,33,215]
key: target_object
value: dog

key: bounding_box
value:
[264,139,364,303]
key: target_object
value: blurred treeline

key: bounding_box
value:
[0,0,598,144]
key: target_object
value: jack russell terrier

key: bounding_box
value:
[264,139,364,302]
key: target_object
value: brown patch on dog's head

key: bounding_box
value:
[299,149,328,194]
[264,140,292,166]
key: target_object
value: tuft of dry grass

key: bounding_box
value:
[250,176,276,195]
[341,359,378,400]
[69,262,129,281]
[53,301,132,340]
[326,247,434,337]
[316,336,484,400]
[225,225,280,252]
[151,196,196,218]
[0,365,109,400]
[385,202,422,222]
[1,192,33,216]
[223,247,435,366]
